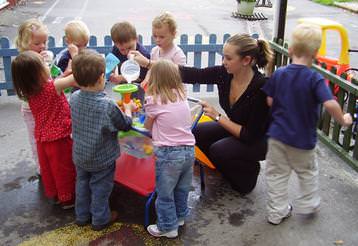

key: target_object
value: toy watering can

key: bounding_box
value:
[120,55,140,83]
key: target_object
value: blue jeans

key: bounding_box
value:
[75,164,115,226]
[154,145,195,232]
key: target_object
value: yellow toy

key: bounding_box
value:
[298,18,350,76]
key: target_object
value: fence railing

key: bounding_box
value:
[0,34,231,96]
[270,39,358,171]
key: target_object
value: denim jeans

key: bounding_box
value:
[154,145,195,232]
[75,164,115,226]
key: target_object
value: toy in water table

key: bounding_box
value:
[112,57,152,158]
[44,50,70,94]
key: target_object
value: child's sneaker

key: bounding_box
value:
[178,218,185,226]
[268,205,292,225]
[147,224,178,238]
[92,211,118,231]
[61,199,75,210]
[75,219,91,227]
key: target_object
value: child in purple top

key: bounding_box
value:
[262,23,352,225]
[144,59,195,239]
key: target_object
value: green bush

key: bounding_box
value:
[313,0,356,6]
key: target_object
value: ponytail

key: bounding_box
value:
[226,34,274,71]
[256,39,274,69]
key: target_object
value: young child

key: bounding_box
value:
[262,23,352,225]
[15,18,51,176]
[109,21,150,84]
[151,12,186,65]
[70,49,134,231]
[11,51,77,209]
[144,59,195,238]
[55,20,90,74]
[140,12,186,90]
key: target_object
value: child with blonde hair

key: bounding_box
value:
[11,51,77,209]
[15,18,51,176]
[144,59,195,238]
[150,12,186,65]
[55,20,90,74]
[263,23,352,225]
[139,12,186,90]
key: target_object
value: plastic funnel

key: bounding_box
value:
[113,83,138,103]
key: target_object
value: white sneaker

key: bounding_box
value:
[178,218,185,226]
[268,205,292,225]
[147,224,178,238]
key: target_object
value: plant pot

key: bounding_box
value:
[237,1,256,15]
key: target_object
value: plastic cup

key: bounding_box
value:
[105,53,120,80]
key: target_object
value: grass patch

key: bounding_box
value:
[313,0,357,6]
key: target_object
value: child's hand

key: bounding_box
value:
[124,100,138,111]
[63,59,73,77]
[343,113,353,127]
[68,44,79,58]
[40,50,54,64]
[140,79,149,90]
[128,50,149,68]
[122,100,138,117]
[109,74,125,84]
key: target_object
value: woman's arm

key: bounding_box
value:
[200,100,242,138]
[129,50,226,85]
[179,65,226,85]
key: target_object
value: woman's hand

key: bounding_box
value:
[128,50,150,68]
[200,100,220,120]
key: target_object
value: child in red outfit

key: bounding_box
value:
[12,50,77,209]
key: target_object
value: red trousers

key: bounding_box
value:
[36,136,76,203]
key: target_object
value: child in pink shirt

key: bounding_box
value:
[141,12,186,90]
[151,12,186,65]
[144,59,195,239]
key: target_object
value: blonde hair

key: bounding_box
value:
[226,34,274,69]
[290,23,322,57]
[65,20,90,44]
[15,18,48,52]
[152,12,177,34]
[147,59,185,104]
[110,21,137,44]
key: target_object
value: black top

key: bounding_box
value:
[112,42,150,81]
[180,65,270,144]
